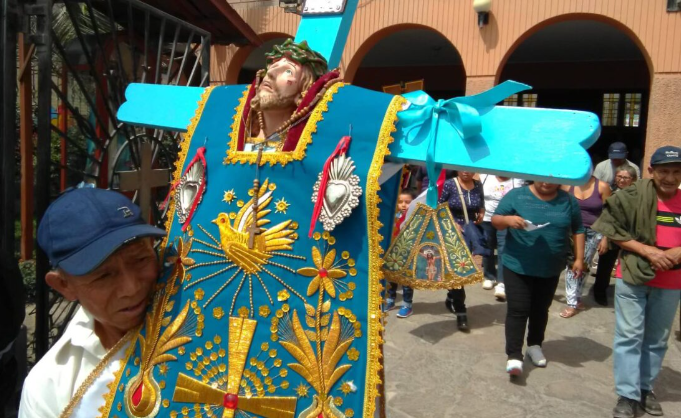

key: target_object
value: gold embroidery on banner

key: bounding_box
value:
[166,237,195,283]
[123,275,195,418]
[172,317,297,418]
[181,179,306,317]
[161,86,216,252]
[224,84,346,167]
[363,94,408,418]
[57,326,138,418]
[278,237,357,417]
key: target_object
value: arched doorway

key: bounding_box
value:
[234,35,291,84]
[498,18,651,166]
[349,27,465,99]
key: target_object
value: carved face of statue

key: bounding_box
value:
[256,58,306,111]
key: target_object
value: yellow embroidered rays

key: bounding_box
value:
[298,247,347,298]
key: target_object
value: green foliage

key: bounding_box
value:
[19,259,37,301]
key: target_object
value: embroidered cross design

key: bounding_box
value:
[172,317,297,418]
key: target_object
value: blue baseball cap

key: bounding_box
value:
[650,145,681,166]
[37,188,166,276]
[608,142,628,159]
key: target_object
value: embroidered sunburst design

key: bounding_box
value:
[222,189,236,204]
[158,363,169,376]
[296,383,310,398]
[275,198,290,214]
[182,179,306,318]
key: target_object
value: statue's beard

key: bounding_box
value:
[253,88,297,111]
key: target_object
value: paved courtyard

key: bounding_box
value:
[382,276,681,418]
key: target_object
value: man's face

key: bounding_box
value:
[397,193,413,212]
[51,239,159,334]
[257,58,304,110]
[649,163,681,199]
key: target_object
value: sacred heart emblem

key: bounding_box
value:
[311,154,362,231]
[175,157,206,224]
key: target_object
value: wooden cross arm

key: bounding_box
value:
[117,83,206,132]
[117,83,599,185]
[387,105,600,186]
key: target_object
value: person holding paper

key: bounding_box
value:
[492,182,585,376]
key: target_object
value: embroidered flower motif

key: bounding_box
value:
[425,231,435,240]
[166,237,195,283]
[346,348,360,361]
[277,289,290,301]
[237,306,249,318]
[298,247,347,298]
[259,305,271,318]
[212,307,225,320]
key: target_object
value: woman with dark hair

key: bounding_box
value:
[492,182,585,375]
[439,171,485,331]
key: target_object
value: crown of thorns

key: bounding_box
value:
[265,39,328,78]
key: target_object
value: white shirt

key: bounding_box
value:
[480,175,524,222]
[19,306,106,418]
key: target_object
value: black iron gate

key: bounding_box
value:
[16,0,212,364]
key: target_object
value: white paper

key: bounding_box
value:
[523,220,550,231]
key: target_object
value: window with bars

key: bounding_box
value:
[502,93,537,107]
[602,93,620,126]
[624,93,642,127]
[522,93,538,107]
[503,94,519,106]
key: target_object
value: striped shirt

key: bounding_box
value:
[646,190,681,289]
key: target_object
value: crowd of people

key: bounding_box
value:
[387,143,681,418]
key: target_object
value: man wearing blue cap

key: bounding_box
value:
[593,146,681,418]
[18,188,166,418]
[593,141,641,190]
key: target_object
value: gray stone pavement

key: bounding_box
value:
[382,276,681,418]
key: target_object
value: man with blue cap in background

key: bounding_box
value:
[18,188,166,418]
[594,141,641,190]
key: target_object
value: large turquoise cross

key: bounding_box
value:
[116,0,599,184]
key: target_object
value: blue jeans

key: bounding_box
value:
[613,279,680,400]
[387,282,413,306]
[480,221,506,284]
[564,227,602,308]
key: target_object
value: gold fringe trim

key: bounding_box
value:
[56,326,138,418]
[382,269,484,290]
[161,85,216,250]
[363,94,407,418]
[96,333,139,418]
[223,83,346,167]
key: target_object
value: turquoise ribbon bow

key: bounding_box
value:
[401,80,531,207]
